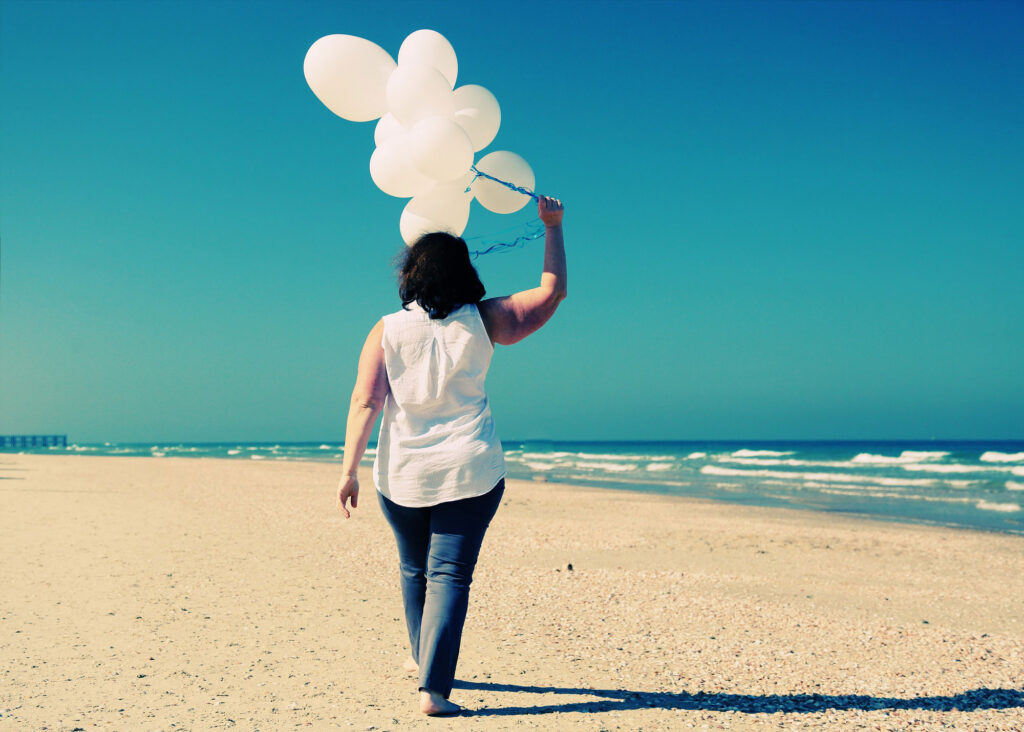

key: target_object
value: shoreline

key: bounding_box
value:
[2,454,1022,729]
[5,450,1022,539]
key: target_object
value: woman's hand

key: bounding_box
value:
[337,474,359,518]
[538,196,564,227]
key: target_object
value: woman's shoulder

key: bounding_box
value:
[384,301,480,326]
[384,302,420,320]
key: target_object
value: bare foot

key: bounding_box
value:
[420,688,461,716]
[402,657,419,675]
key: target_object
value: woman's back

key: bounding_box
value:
[382,302,490,419]
[373,302,505,508]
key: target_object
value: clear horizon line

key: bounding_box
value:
[35,437,1024,446]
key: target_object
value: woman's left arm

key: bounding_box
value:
[337,319,390,518]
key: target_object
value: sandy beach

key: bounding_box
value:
[1,454,1022,730]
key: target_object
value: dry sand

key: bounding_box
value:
[1,454,1022,730]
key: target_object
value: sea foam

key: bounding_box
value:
[524,462,557,471]
[574,451,674,461]
[701,464,941,487]
[852,451,949,465]
[719,456,858,469]
[898,463,1004,474]
[576,461,638,472]
[815,486,973,504]
[975,500,1021,513]
[981,451,1024,463]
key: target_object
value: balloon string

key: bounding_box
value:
[464,166,543,258]
[465,166,540,201]
[467,219,546,260]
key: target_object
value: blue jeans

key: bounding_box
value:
[377,479,505,699]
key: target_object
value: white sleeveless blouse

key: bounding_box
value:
[373,301,506,507]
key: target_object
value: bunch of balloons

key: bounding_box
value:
[304,29,536,245]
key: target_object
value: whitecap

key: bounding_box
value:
[319,444,332,450]
[250,454,266,460]
[731,449,795,457]
[576,461,638,472]
[574,451,672,461]
[525,462,556,471]
[851,451,949,465]
[700,464,944,487]
[685,452,707,459]
[151,451,166,457]
[1006,481,1024,492]
[976,500,1021,513]
[227,449,240,455]
[980,451,1024,463]
[719,457,855,468]
[645,463,674,472]
[899,463,1001,474]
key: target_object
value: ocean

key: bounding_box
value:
[11,440,1024,536]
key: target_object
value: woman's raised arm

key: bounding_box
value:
[479,196,566,345]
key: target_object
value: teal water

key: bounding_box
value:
[9,440,1024,536]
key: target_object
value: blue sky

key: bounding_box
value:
[1,0,1021,442]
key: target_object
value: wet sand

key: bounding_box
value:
[1,454,1022,730]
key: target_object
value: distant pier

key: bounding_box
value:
[0,434,68,448]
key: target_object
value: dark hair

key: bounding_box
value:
[396,232,486,320]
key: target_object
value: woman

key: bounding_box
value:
[336,196,566,716]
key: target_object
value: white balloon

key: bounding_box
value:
[471,151,535,214]
[303,35,396,122]
[452,85,501,152]
[374,113,406,147]
[409,116,473,183]
[369,135,434,198]
[386,63,454,126]
[397,29,457,88]
[400,177,473,245]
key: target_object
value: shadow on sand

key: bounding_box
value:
[452,680,1024,717]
